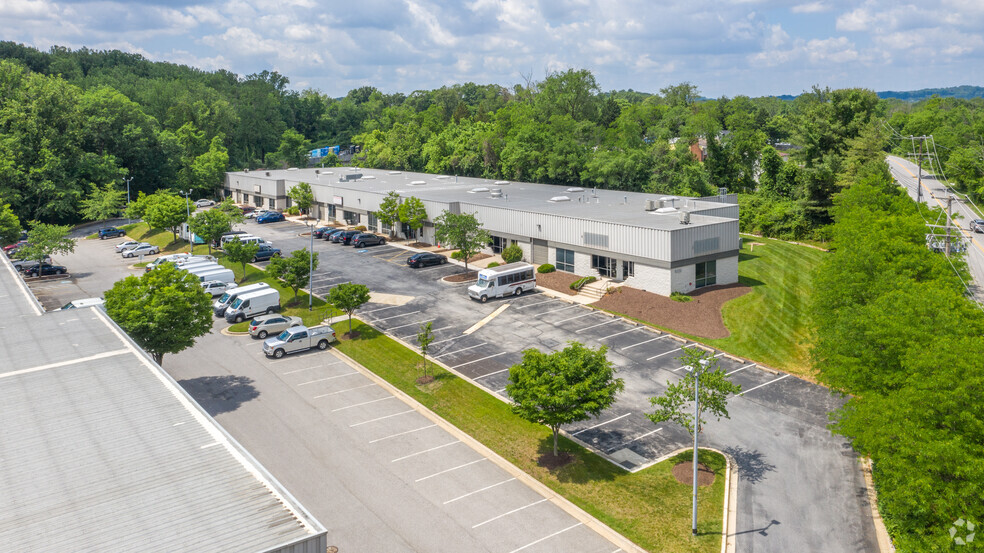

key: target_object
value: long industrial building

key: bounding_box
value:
[0,256,327,552]
[225,167,740,295]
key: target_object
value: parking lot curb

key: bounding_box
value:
[327,344,649,553]
[219,326,249,337]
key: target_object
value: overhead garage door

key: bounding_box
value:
[531,239,548,264]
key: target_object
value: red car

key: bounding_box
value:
[4,241,28,255]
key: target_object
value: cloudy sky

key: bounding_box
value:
[2,0,981,98]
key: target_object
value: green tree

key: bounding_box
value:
[647,348,742,435]
[143,192,188,244]
[189,135,230,195]
[287,182,314,217]
[398,196,427,241]
[215,197,245,225]
[79,182,127,221]
[0,203,22,245]
[223,237,259,283]
[507,342,624,456]
[188,208,231,255]
[265,129,310,168]
[433,210,490,272]
[17,221,75,264]
[501,243,523,264]
[417,321,434,379]
[377,191,401,237]
[103,263,213,365]
[266,248,318,301]
[327,282,371,333]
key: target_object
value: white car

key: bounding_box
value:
[194,199,215,208]
[245,210,270,219]
[115,240,145,253]
[201,280,238,297]
[122,244,160,258]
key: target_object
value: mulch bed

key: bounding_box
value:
[408,242,431,248]
[592,283,750,339]
[538,451,576,470]
[444,270,478,283]
[672,460,716,486]
[535,270,579,296]
[341,330,362,340]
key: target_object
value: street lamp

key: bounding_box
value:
[308,220,315,311]
[691,357,710,536]
[124,176,133,224]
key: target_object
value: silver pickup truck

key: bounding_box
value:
[262,325,337,359]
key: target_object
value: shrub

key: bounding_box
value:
[501,243,523,263]
[451,251,466,260]
[486,262,500,268]
[286,206,300,216]
[570,276,597,291]
[670,291,693,303]
[354,225,367,231]
[537,263,556,274]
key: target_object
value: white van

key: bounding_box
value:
[224,288,281,323]
[56,297,105,310]
[192,267,236,284]
[221,234,271,248]
[147,254,217,272]
[183,263,222,275]
[214,282,270,317]
[468,262,536,303]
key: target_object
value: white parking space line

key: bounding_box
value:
[599,327,645,340]
[391,441,460,462]
[726,363,755,376]
[443,478,516,504]
[398,326,456,340]
[386,319,435,331]
[282,366,322,375]
[575,319,620,333]
[536,304,580,317]
[646,347,683,361]
[622,335,669,350]
[298,371,359,385]
[474,367,510,380]
[368,423,437,442]
[738,374,790,396]
[351,409,418,428]
[514,298,555,310]
[452,352,507,369]
[434,343,487,358]
[571,413,631,436]
[472,499,548,529]
[508,523,583,553]
[331,396,395,412]
[413,263,452,271]
[552,311,596,324]
[430,335,468,346]
[606,428,662,453]
[362,304,404,315]
[372,310,422,322]
[712,351,727,358]
[313,383,376,398]
[415,458,487,483]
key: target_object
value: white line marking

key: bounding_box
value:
[435,343,487,358]
[599,327,644,340]
[552,311,595,324]
[452,352,507,369]
[0,349,130,380]
[474,367,510,380]
[283,364,337,375]
[536,304,580,317]
[508,523,583,553]
[391,441,460,462]
[443,478,516,504]
[430,335,469,346]
[606,428,662,452]
[386,319,434,331]
[331,396,395,412]
[362,304,404,315]
[726,363,755,376]
[472,499,548,528]
[372,310,421,322]
[646,347,683,361]
[350,409,417,428]
[313,383,375,398]
[399,326,456,340]
[297,371,358,385]
[713,351,727,358]
[622,335,668,350]
[514,299,554,310]
[415,458,487,482]
[738,374,791,396]
[572,413,631,435]
[200,442,221,449]
[464,303,511,335]
[367,423,437,441]
[575,319,620,333]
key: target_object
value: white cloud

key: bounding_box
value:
[791,2,828,14]
[806,36,858,63]
[836,7,875,32]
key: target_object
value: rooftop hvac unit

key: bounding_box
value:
[495,180,510,185]
[389,171,402,175]
[679,210,691,225]
[315,169,320,174]
[470,187,489,193]
[645,199,657,211]
[409,180,426,186]
[265,172,271,176]
[549,195,571,202]
[490,188,503,198]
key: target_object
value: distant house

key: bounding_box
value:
[668,131,730,162]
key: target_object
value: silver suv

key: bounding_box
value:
[249,314,302,339]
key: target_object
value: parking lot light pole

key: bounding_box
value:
[309,221,314,311]
[124,176,133,224]
[181,190,192,253]
[692,358,709,536]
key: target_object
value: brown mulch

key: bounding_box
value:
[468,253,492,263]
[535,270,579,296]
[538,451,576,470]
[592,283,750,339]
[415,375,435,385]
[672,461,716,486]
[341,330,362,340]
[408,242,431,248]
[444,270,478,283]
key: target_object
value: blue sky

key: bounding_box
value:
[1,0,981,98]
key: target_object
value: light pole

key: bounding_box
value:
[691,357,709,536]
[124,176,133,224]
[180,190,192,253]
[308,220,314,311]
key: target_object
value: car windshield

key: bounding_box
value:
[276,330,291,341]
[217,292,231,303]
[230,298,243,309]
[60,302,76,310]
[475,278,492,289]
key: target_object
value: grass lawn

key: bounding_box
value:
[332,318,726,553]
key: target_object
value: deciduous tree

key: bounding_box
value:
[267,248,318,301]
[327,282,371,333]
[398,196,427,241]
[377,191,401,237]
[17,221,75,265]
[143,192,188,244]
[188,208,231,255]
[417,321,434,378]
[223,237,259,283]
[647,348,741,435]
[79,182,126,221]
[0,204,22,245]
[287,182,314,217]
[433,210,490,272]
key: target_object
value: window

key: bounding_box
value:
[592,255,616,278]
[286,197,292,208]
[254,196,263,207]
[327,204,336,219]
[243,194,250,203]
[368,212,378,232]
[622,261,635,278]
[695,260,716,288]
[490,236,507,254]
[267,198,275,209]
[556,249,574,272]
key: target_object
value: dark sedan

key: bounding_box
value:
[323,229,344,241]
[251,245,282,262]
[332,230,361,244]
[312,226,333,238]
[351,233,386,247]
[407,252,447,268]
[25,263,68,277]
[256,212,285,224]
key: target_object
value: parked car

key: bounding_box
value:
[214,230,247,247]
[251,245,282,262]
[214,283,270,318]
[121,244,160,258]
[322,228,345,241]
[262,325,336,358]
[248,314,303,339]
[971,219,984,233]
[25,263,67,277]
[312,226,333,238]
[12,256,51,272]
[4,241,28,254]
[201,280,238,297]
[256,212,285,224]
[194,199,215,208]
[98,227,126,239]
[245,209,269,219]
[57,297,104,310]
[407,252,448,268]
[115,240,146,253]
[332,229,361,244]
[224,288,281,323]
[351,233,386,247]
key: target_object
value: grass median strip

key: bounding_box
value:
[331,318,725,553]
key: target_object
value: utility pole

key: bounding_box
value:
[946,195,954,256]
[906,136,933,203]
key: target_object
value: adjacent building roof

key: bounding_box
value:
[0,256,326,552]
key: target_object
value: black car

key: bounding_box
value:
[333,230,361,244]
[407,252,447,268]
[25,263,67,277]
[351,233,386,247]
[312,226,333,238]
[323,228,344,241]
[251,245,282,262]
[98,227,126,239]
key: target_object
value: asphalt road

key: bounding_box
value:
[886,154,984,305]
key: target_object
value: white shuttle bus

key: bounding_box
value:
[468,262,536,303]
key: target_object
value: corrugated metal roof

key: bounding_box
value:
[0,255,326,552]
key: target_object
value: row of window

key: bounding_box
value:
[496,269,534,286]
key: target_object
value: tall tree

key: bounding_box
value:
[0,203,22,245]
[223,237,259,283]
[647,348,742,435]
[187,208,231,255]
[327,282,371,333]
[433,210,490,272]
[265,128,310,169]
[506,341,624,456]
[266,248,318,301]
[287,182,314,216]
[79,182,126,221]
[143,192,188,244]
[377,191,401,237]
[16,221,75,265]
[398,196,427,241]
